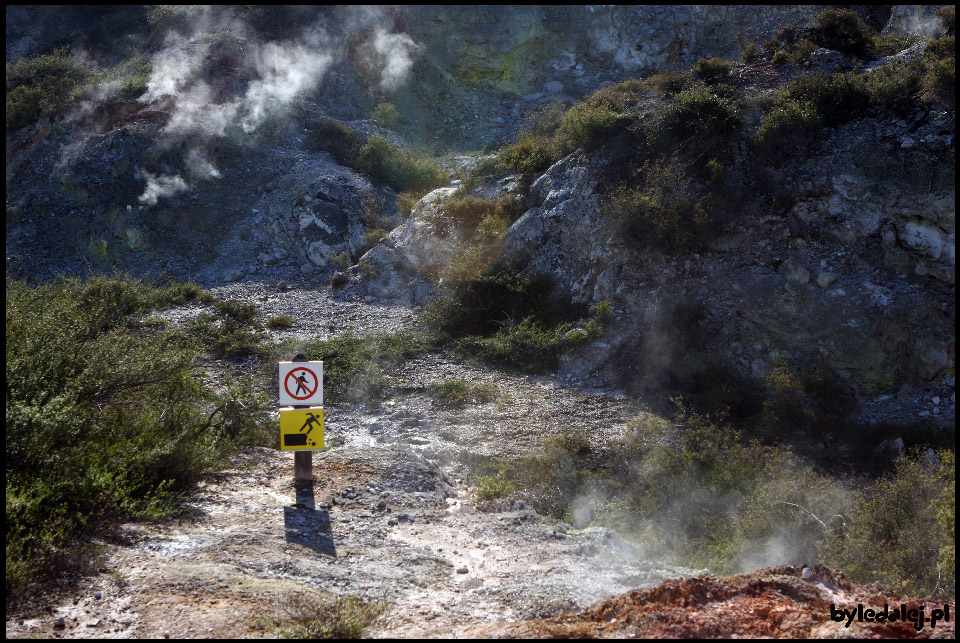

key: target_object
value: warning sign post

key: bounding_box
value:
[279,356,325,483]
[279,361,323,406]
[279,407,324,451]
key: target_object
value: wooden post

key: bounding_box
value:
[294,450,312,483]
[291,353,313,484]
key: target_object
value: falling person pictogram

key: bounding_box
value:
[299,412,321,436]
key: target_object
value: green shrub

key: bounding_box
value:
[422,270,586,373]
[306,117,366,166]
[474,473,516,501]
[498,132,560,179]
[787,72,870,127]
[556,102,631,153]
[694,57,734,84]
[925,35,956,60]
[190,300,267,358]
[643,71,692,96]
[456,317,574,374]
[650,89,742,153]
[525,100,568,136]
[604,158,712,250]
[809,8,874,58]
[864,61,924,113]
[772,49,790,65]
[440,194,526,231]
[371,101,399,129]
[495,407,856,573]
[922,57,956,106]
[396,190,422,216]
[6,277,271,594]
[357,135,448,193]
[267,315,295,329]
[421,270,561,340]
[791,38,818,64]
[821,452,955,597]
[6,47,90,130]
[301,332,425,404]
[935,6,955,35]
[753,99,823,154]
[741,42,763,65]
[871,33,920,58]
[585,78,648,112]
[355,228,389,258]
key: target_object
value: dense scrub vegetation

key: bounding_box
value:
[306,118,448,194]
[421,270,611,374]
[6,277,273,594]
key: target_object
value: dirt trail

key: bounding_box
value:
[6,283,699,639]
[5,446,695,639]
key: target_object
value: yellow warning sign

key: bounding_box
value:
[279,407,324,451]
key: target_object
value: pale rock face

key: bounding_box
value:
[883,5,949,37]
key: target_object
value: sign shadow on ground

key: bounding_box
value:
[283,482,337,558]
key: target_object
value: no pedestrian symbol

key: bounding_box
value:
[278,361,323,406]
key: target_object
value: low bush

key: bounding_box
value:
[864,61,924,114]
[441,194,526,230]
[497,132,559,180]
[556,102,631,153]
[6,277,271,594]
[643,71,692,96]
[820,451,955,597]
[189,299,268,358]
[786,72,870,127]
[422,270,591,373]
[741,42,763,65]
[808,8,874,59]
[354,228,389,259]
[371,101,399,129]
[357,135,448,193]
[922,57,956,106]
[474,473,516,501]
[396,191,423,217]
[421,270,561,340]
[492,407,850,573]
[935,6,955,35]
[752,99,823,155]
[604,158,712,250]
[300,332,426,404]
[266,315,295,329]
[6,47,90,131]
[456,317,574,374]
[430,379,497,407]
[305,118,366,166]
[694,57,734,84]
[925,35,955,60]
[584,78,648,112]
[649,89,742,154]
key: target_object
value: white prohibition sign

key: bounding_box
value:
[278,361,323,406]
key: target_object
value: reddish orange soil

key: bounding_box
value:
[461,565,955,639]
